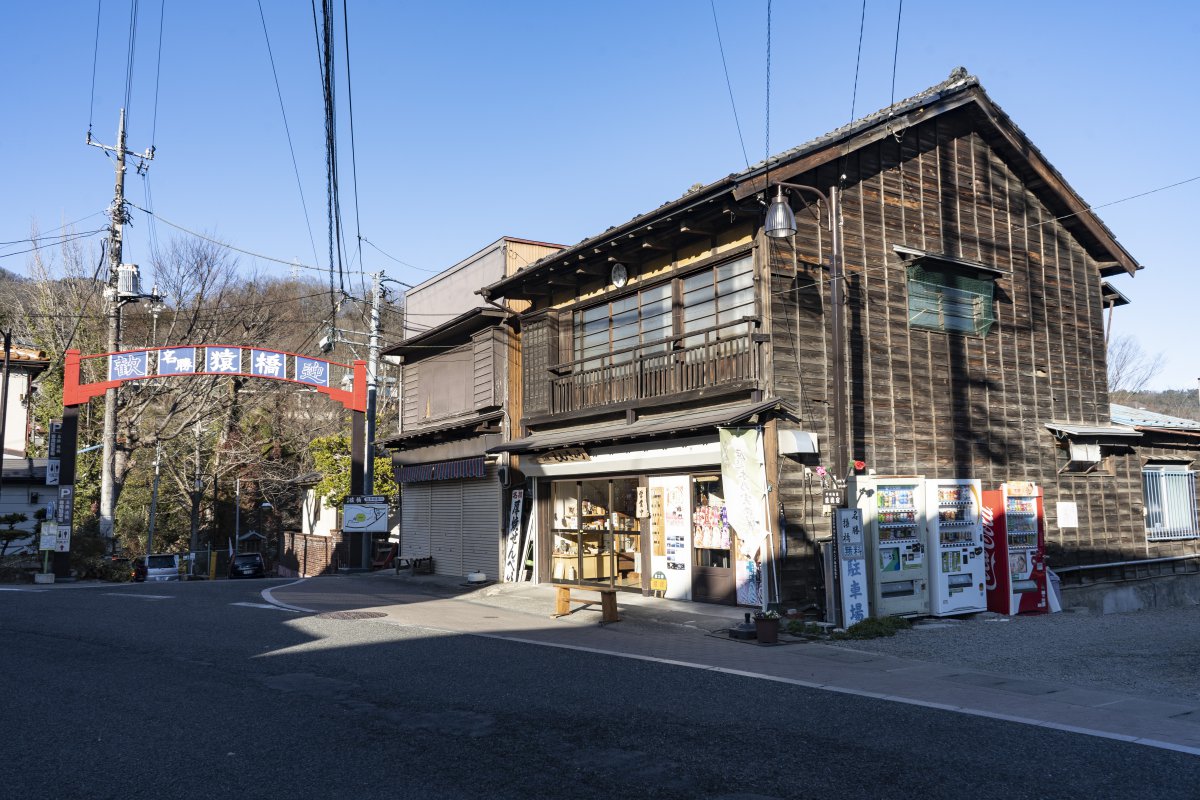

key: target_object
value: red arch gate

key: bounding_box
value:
[54,345,368,575]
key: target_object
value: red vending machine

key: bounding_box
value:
[981,482,1047,615]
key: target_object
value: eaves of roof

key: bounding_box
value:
[383,307,506,362]
[379,410,504,449]
[482,68,1139,300]
[493,397,796,454]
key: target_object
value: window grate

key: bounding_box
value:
[907,264,995,336]
[1143,467,1199,541]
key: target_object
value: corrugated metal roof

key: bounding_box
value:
[1043,421,1140,438]
[494,398,796,454]
[1111,403,1200,431]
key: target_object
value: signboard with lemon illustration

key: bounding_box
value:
[342,495,389,533]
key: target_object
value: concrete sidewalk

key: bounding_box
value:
[269,571,1200,756]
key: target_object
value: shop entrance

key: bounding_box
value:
[551,478,641,590]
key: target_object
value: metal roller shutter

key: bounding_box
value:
[461,467,502,580]
[431,481,463,576]
[400,483,431,561]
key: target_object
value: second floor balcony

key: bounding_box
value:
[546,318,760,418]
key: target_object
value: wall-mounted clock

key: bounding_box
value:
[611,262,628,288]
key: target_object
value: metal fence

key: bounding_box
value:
[1143,467,1199,541]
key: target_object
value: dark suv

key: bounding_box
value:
[228,552,266,579]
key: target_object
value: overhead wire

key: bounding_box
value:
[257,0,321,270]
[710,0,750,170]
[125,202,386,281]
[359,237,435,274]
[141,0,166,267]
[123,0,140,123]
[341,0,365,297]
[0,229,109,260]
[88,0,103,136]
[848,0,867,124]
[889,0,903,106]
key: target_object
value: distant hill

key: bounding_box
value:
[1111,389,1200,421]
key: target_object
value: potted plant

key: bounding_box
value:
[753,609,781,644]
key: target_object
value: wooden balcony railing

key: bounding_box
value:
[549,319,758,415]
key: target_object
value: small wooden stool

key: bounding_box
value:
[551,583,620,624]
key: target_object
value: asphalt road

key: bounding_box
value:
[2,579,1196,799]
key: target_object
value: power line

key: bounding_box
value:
[150,0,165,147]
[88,0,103,134]
[0,226,109,248]
[342,0,364,286]
[0,229,108,260]
[1016,174,1200,231]
[848,0,867,124]
[890,0,903,105]
[124,201,391,280]
[123,0,140,124]
[709,0,749,170]
[359,237,436,273]
[256,0,321,269]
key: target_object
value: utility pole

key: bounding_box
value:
[147,444,161,555]
[88,109,153,551]
[365,272,382,494]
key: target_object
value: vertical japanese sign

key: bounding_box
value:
[720,428,768,607]
[46,421,61,486]
[836,508,869,628]
[503,489,525,582]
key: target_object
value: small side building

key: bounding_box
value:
[381,237,563,580]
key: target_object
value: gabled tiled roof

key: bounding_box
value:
[483,67,1139,300]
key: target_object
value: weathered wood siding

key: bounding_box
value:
[768,108,1151,603]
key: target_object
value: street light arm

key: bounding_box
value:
[772,182,831,230]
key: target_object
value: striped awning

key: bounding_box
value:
[399,456,486,483]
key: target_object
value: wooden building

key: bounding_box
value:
[475,68,1192,612]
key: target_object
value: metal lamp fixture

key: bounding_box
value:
[764,185,799,238]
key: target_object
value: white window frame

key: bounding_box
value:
[1143,465,1199,541]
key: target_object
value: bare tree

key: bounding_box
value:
[1108,334,1166,400]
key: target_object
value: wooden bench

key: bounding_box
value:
[394,556,434,575]
[552,583,620,624]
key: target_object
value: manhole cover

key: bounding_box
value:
[317,610,389,620]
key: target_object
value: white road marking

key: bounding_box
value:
[371,621,1200,758]
[104,592,172,600]
[231,601,296,611]
[261,579,316,613]
[0,587,47,592]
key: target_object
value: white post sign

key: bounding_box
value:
[39,522,59,552]
[835,508,869,629]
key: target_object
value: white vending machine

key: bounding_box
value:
[926,479,986,616]
[850,476,929,617]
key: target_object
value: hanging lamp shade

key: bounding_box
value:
[764,185,797,238]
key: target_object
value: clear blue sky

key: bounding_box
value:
[4,1,1198,391]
